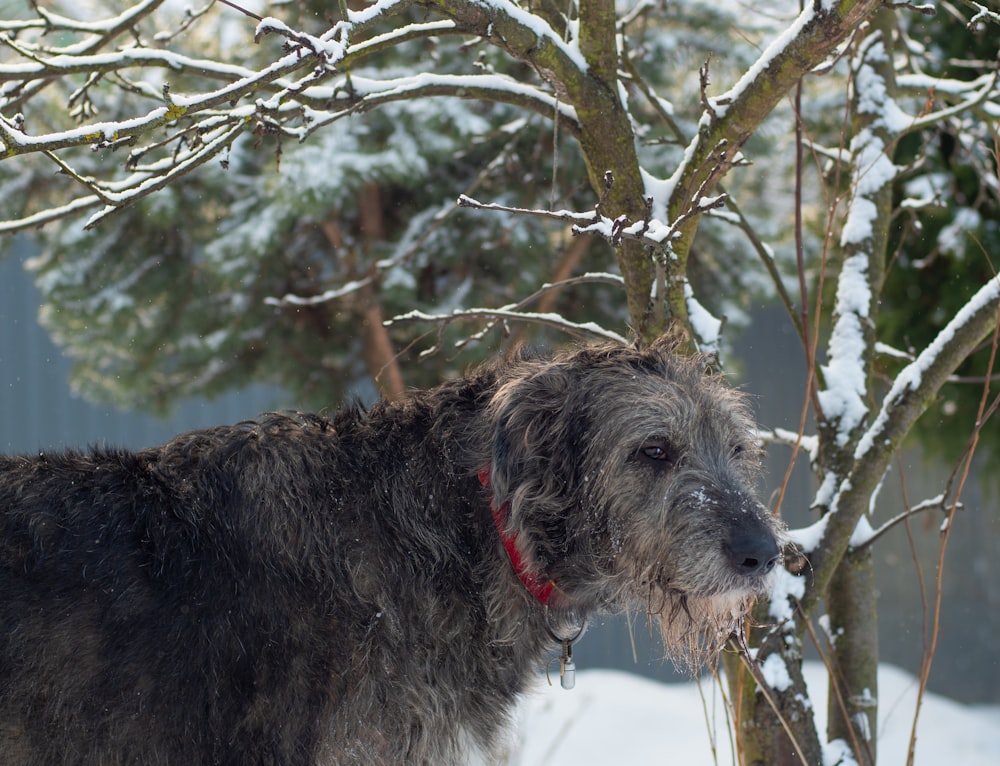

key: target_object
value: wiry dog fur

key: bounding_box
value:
[0,339,783,765]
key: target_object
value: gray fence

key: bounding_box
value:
[0,239,285,452]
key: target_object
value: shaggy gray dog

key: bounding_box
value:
[0,339,782,765]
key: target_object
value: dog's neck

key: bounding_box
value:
[478,466,586,690]
[477,466,555,606]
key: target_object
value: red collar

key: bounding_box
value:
[478,467,556,605]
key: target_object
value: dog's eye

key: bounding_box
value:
[730,444,745,459]
[639,441,676,465]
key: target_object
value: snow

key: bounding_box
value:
[387,306,628,345]
[788,513,830,554]
[938,207,981,256]
[852,40,913,133]
[855,273,1000,460]
[0,48,255,81]
[768,566,807,623]
[816,267,869,447]
[819,614,842,647]
[897,71,996,96]
[1,107,168,149]
[475,0,588,72]
[510,663,1000,765]
[763,427,819,459]
[816,34,910,450]
[824,738,860,766]
[640,167,676,223]
[344,0,407,27]
[309,72,578,123]
[850,513,876,548]
[685,283,723,357]
[839,129,899,246]
[265,278,372,307]
[760,653,794,692]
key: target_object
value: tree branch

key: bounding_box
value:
[293,73,581,141]
[808,273,1000,602]
[457,187,727,251]
[386,305,628,347]
[662,0,885,298]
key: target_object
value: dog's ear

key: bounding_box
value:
[485,362,585,527]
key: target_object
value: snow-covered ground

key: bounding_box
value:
[509,662,1000,765]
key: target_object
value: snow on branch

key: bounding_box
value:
[0,0,163,47]
[805,272,1000,607]
[92,120,246,227]
[458,170,727,254]
[959,0,1000,27]
[856,274,1000,463]
[757,427,819,454]
[0,47,260,86]
[0,0,588,228]
[894,71,1000,132]
[684,282,723,357]
[817,32,900,449]
[265,278,374,308]
[0,195,102,234]
[388,306,627,351]
[430,0,588,73]
[789,24,1000,613]
[292,73,579,141]
[849,494,954,550]
[386,272,627,355]
[663,0,883,253]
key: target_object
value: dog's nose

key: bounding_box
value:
[726,526,781,576]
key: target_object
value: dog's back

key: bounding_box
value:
[0,427,350,765]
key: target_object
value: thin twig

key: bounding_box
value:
[385,273,628,355]
[216,0,264,22]
[906,222,1000,764]
[851,493,953,549]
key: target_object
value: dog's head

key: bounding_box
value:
[482,339,785,663]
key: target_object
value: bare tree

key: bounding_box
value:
[2,1,999,763]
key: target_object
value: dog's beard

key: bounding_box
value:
[647,586,759,671]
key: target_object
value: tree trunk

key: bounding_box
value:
[575,0,662,339]
[817,14,897,761]
[358,182,405,399]
[725,609,822,765]
[826,547,879,765]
